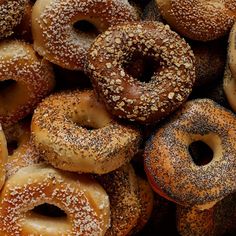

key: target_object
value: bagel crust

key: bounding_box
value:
[4,121,40,178]
[144,99,236,210]
[32,0,139,70]
[32,90,141,174]
[156,0,236,41]
[0,41,55,128]
[0,164,110,236]
[87,21,195,124]
[0,0,27,39]
[97,164,141,236]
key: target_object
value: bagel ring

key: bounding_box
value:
[0,164,110,236]
[0,40,55,128]
[32,0,139,70]
[32,90,141,174]
[87,21,195,124]
[145,99,236,210]
[156,0,236,41]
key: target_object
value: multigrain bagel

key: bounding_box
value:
[144,99,236,210]
[0,164,110,236]
[0,40,55,128]
[156,0,236,41]
[87,21,195,124]
[0,124,7,190]
[0,0,27,39]
[31,90,141,174]
[32,0,139,70]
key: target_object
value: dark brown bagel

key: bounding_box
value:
[87,21,195,124]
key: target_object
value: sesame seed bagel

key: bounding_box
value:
[0,164,110,236]
[87,21,195,124]
[0,40,55,128]
[224,22,236,111]
[156,0,236,41]
[0,124,7,190]
[176,192,236,236]
[32,0,139,70]
[31,90,141,174]
[4,121,41,178]
[97,164,141,236]
[0,0,27,39]
[144,99,236,210]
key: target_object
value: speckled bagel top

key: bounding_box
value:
[0,164,110,236]
[177,205,214,236]
[144,99,236,209]
[97,164,140,236]
[0,0,27,39]
[87,21,195,124]
[0,40,55,128]
[31,90,141,174]
[32,0,139,70]
[177,192,236,236]
[156,0,236,41]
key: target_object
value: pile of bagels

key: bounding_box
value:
[0,0,235,235]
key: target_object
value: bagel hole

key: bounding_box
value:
[73,20,100,36]
[188,141,213,166]
[73,119,96,130]
[31,203,67,218]
[123,53,159,83]
[7,140,19,155]
[80,124,95,130]
[0,80,16,93]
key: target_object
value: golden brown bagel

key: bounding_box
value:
[145,99,236,210]
[32,0,139,70]
[156,0,236,41]
[0,40,55,128]
[0,0,27,39]
[4,121,41,178]
[32,90,141,174]
[0,164,110,236]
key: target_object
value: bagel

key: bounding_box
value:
[145,99,236,210]
[0,164,110,236]
[32,0,139,70]
[0,40,55,128]
[156,0,236,41]
[87,21,195,124]
[32,90,141,174]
